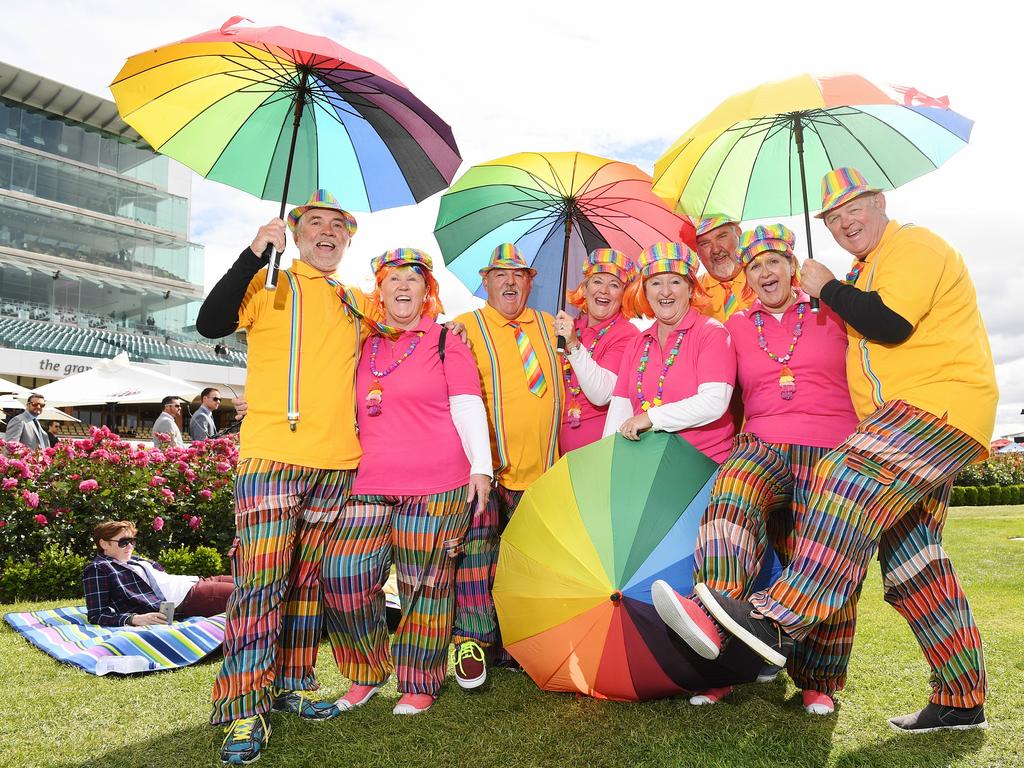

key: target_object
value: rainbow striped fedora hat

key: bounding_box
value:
[287,189,358,235]
[478,243,536,276]
[635,242,700,279]
[370,247,434,274]
[815,167,881,218]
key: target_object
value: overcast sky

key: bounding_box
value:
[7,0,1021,437]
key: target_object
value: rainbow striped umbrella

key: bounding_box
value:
[111,16,461,286]
[652,73,972,221]
[434,152,693,314]
[493,432,779,701]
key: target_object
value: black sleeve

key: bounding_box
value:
[195,248,265,339]
[819,279,913,344]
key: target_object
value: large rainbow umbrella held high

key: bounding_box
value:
[652,73,972,307]
[434,151,694,316]
[493,432,778,701]
[111,16,461,288]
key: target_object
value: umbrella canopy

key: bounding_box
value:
[0,396,80,423]
[435,151,694,314]
[111,16,461,212]
[34,353,202,407]
[494,432,777,701]
[652,73,973,221]
[0,376,32,397]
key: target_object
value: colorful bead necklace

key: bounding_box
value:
[562,317,617,428]
[365,331,425,416]
[753,301,806,401]
[635,328,687,411]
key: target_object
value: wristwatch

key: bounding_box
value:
[125,613,136,627]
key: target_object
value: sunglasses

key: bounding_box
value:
[209,397,221,402]
[111,537,136,548]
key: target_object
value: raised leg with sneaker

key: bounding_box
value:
[453,639,487,689]
[271,689,340,720]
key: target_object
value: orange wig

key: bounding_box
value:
[371,264,444,320]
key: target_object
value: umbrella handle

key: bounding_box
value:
[263,244,280,291]
[811,297,819,313]
[557,334,567,354]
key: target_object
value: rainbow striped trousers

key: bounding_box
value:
[695,434,860,694]
[210,459,355,725]
[325,487,471,695]
[452,484,523,648]
[749,401,987,708]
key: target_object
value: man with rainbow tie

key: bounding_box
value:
[689,215,756,323]
[450,244,562,690]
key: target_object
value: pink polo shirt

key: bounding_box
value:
[614,308,736,463]
[353,315,481,495]
[726,293,858,449]
[560,313,640,453]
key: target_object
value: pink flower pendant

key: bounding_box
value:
[366,380,383,416]
[779,365,796,401]
[568,400,582,429]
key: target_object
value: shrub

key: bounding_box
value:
[0,427,237,571]
[158,545,224,578]
[950,486,965,507]
[963,486,979,506]
[0,545,89,602]
[955,454,1024,486]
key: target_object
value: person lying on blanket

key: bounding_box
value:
[82,520,233,627]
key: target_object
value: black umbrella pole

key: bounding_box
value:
[265,71,309,291]
[556,217,572,353]
[794,117,819,313]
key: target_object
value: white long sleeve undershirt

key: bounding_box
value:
[601,382,734,437]
[565,344,617,406]
[449,394,493,478]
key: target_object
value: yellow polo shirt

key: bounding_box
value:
[700,270,754,323]
[846,220,997,447]
[237,260,369,469]
[455,304,562,490]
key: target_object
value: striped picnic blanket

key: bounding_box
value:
[3,606,225,675]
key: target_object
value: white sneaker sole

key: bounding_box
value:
[651,580,720,660]
[335,685,380,711]
[694,582,787,668]
[455,669,487,690]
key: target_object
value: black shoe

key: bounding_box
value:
[888,703,988,734]
[694,583,793,667]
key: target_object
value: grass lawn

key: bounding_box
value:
[2,506,1022,768]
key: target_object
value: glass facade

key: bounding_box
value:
[0,95,207,341]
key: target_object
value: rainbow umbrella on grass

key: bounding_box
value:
[493,432,777,701]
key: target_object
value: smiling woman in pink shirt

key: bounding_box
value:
[552,249,640,453]
[328,248,492,718]
[651,224,858,716]
[603,242,736,463]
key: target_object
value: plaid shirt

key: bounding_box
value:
[82,554,165,627]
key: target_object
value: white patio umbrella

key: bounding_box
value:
[34,352,202,407]
[0,395,81,422]
[0,376,32,397]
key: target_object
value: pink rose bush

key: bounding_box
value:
[0,426,238,564]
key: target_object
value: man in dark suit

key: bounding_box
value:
[4,394,49,449]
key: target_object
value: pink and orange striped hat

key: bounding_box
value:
[636,242,699,279]
[583,248,637,283]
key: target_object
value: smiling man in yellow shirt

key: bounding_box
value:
[450,243,562,690]
[198,189,371,763]
[690,214,756,323]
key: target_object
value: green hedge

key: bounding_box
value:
[0,544,226,602]
[950,484,1024,507]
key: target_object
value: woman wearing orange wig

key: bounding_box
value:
[603,242,736,463]
[328,248,492,717]
[552,248,640,452]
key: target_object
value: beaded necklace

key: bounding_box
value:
[635,328,687,411]
[365,330,425,416]
[562,317,617,428]
[752,301,806,401]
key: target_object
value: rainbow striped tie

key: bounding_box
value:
[509,321,547,397]
[721,281,738,320]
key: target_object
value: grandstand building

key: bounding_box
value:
[0,61,245,438]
